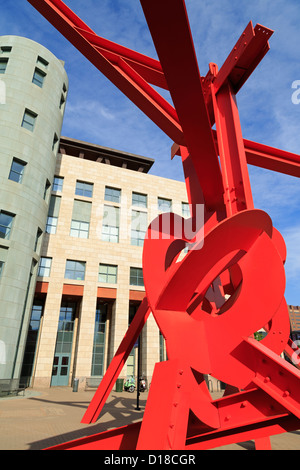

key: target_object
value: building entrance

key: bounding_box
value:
[51,302,76,386]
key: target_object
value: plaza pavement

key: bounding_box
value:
[0,386,299,450]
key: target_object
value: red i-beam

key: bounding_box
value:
[27,0,300,450]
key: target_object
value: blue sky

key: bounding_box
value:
[1,0,299,305]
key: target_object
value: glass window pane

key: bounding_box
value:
[22,110,37,132]
[0,58,8,74]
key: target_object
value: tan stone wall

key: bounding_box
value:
[33,152,188,388]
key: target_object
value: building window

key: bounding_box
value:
[20,301,44,386]
[38,257,52,277]
[36,55,49,68]
[44,180,51,200]
[70,200,91,239]
[130,267,144,287]
[52,133,59,153]
[32,67,46,88]
[0,261,4,278]
[22,109,37,132]
[0,211,14,240]
[104,186,121,204]
[0,46,12,53]
[158,197,172,213]
[65,260,86,281]
[182,202,190,218]
[70,220,89,239]
[34,228,43,252]
[8,158,26,183]
[131,210,147,247]
[99,264,117,284]
[75,180,93,198]
[52,176,64,192]
[46,195,61,234]
[102,205,119,243]
[91,304,107,377]
[132,192,147,208]
[0,58,8,74]
[46,217,57,234]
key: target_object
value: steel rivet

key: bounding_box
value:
[283,391,290,397]
[264,376,271,383]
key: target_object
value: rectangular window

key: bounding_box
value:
[182,202,190,218]
[65,260,86,281]
[52,133,59,152]
[36,56,49,68]
[46,195,61,234]
[44,180,51,201]
[0,261,4,278]
[0,58,8,74]
[0,211,15,240]
[32,67,46,88]
[38,257,52,277]
[101,205,120,243]
[34,228,43,252]
[70,220,89,239]
[22,109,37,132]
[91,304,107,377]
[158,197,172,213]
[75,180,93,198]
[132,192,147,208]
[0,46,12,53]
[131,210,147,247]
[104,186,121,204]
[52,176,64,192]
[130,267,144,287]
[8,158,26,183]
[70,200,91,239]
[99,264,118,284]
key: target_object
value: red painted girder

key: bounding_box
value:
[212,79,254,216]
[27,0,184,144]
[140,0,225,211]
[46,422,142,450]
[81,297,150,424]
[186,415,300,450]
[28,0,167,88]
[213,22,273,95]
[244,138,300,178]
[172,136,300,178]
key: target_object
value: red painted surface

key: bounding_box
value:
[28,0,300,450]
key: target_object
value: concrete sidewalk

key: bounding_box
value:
[0,387,299,450]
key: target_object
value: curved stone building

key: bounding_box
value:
[0,36,68,381]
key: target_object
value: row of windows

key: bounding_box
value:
[52,176,181,213]
[38,257,144,286]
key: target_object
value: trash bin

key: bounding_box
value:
[73,378,79,392]
[116,378,124,392]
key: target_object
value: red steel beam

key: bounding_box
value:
[81,297,150,424]
[140,0,225,211]
[27,0,184,145]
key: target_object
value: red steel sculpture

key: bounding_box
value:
[28,0,300,450]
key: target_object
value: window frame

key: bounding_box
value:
[98,263,118,284]
[22,109,37,132]
[75,180,93,198]
[0,211,15,240]
[104,186,121,204]
[32,67,46,88]
[8,158,27,183]
[130,267,144,287]
[38,257,52,277]
[65,260,86,281]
